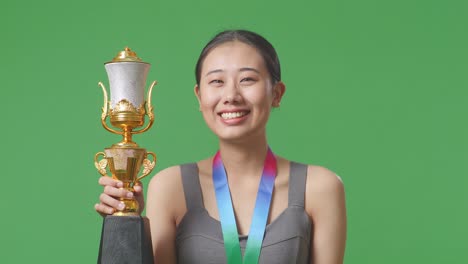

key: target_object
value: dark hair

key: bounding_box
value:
[195,29,281,85]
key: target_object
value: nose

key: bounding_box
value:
[223,81,242,105]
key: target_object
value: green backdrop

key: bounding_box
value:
[2,0,467,263]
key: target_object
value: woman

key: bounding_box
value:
[95,30,346,264]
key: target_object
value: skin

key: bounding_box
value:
[96,41,347,264]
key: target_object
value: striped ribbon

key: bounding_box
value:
[212,148,277,264]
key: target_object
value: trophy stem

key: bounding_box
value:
[123,127,134,145]
[113,127,138,147]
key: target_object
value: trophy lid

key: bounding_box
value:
[104,47,151,109]
[108,47,148,63]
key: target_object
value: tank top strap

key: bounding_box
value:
[288,162,308,208]
[180,163,204,210]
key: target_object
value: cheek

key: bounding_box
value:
[199,90,219,109]
[244,87,273,106]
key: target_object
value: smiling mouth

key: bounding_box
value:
[220,111,250,120]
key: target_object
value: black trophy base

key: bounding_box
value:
[98,215,154,264]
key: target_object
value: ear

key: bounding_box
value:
[272,81,286,107]
[194,84,202,109]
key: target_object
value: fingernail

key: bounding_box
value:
[118,202,125,210]
[116,181,123,188]
[126,192,133,198]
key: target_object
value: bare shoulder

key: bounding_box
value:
[303,165,347,263]
[304,165,346,216]
[306,165,344,194]
[146,165,186,224]
[145,166,185,262]
[148,165,183,190]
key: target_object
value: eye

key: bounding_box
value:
[240,77,256,84]
[208,79,224,86]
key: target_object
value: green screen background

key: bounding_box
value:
[2,0,467,263]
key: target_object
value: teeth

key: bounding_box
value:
[221,112,248,119]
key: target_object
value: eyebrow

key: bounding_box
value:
[205,69,223,76]
[205,67,260,76]
[239,67,260,74]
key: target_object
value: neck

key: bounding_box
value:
[216,134,269,180]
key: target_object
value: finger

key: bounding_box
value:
[95,203,115,216]
[133,182,143,194]
[99,193,126,211]
[98,176,123,188]
[103,185,134,199]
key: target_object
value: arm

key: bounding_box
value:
[306,166,347,264]
[146,166,185,264]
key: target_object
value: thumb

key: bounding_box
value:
[133,181,144,194]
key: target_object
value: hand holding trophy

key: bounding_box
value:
[95,48,156,264]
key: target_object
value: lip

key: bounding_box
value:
[217,109,251,125]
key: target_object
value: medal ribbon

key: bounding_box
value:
[212,148,277,264]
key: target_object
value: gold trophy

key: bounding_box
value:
[95,47,155,264]
[94,47,157,216]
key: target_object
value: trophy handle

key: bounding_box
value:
[98,82,124,135]
[132,80,157,135]
[94,152,110,177]
[136,151,157,182]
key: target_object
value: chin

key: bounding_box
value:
[214,127,265,143]
[216,131,248,141]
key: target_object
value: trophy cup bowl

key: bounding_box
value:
[94,47,157,216]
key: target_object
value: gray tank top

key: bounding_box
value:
[176,162,312,264]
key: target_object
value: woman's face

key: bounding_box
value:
[195,41,284,142]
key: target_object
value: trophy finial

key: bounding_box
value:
[111,47,143,62]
